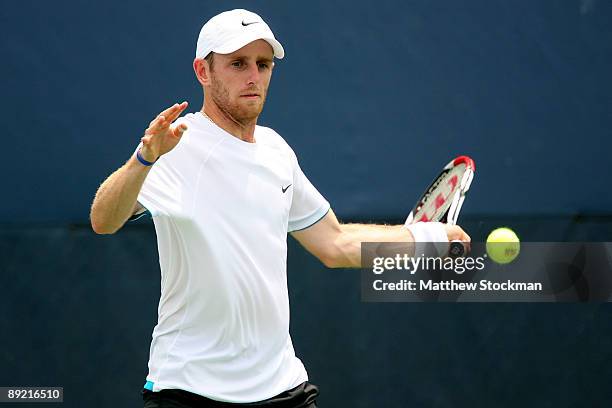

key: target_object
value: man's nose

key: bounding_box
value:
[246,64,260,85]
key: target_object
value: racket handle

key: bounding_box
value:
[448,240,467,258]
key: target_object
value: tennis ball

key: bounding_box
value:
[486,227,520,264]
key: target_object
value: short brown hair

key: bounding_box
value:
[205,53,215,71]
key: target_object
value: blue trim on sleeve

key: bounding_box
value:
[128,209,151,222]
[144,381,154,391]
[288,206,330,232]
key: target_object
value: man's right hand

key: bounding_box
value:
[444,224,471,243]
[139,102,189,162]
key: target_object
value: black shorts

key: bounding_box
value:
[142,381,319,408]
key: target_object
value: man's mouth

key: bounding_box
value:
[240,92,260,99]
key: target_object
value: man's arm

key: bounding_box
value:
[90,158,153,234]
[90,102,188,234]
[290,209,470,268]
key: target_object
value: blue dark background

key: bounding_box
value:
[1,1,611,407]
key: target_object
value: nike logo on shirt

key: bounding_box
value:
[281,184,292,193]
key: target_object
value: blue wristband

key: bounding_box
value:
[136,148,156,166]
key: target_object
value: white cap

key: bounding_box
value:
[195,9,285,60]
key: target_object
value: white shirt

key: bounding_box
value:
[137,113,330,403]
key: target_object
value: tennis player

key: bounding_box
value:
[90,9,470,408]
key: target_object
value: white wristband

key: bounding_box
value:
[404,222,449,257]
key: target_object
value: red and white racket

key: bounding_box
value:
[406,156,475,256]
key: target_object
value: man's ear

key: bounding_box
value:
[193,58,211,86]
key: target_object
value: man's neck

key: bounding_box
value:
[201,104,257,143]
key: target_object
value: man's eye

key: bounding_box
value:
[231,61,242,67]
[258,63,269,69]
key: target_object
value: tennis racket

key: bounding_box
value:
[406,155,475,256]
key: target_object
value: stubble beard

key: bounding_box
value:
[210,74,267,126]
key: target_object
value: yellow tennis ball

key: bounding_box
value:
[486,227,520,264]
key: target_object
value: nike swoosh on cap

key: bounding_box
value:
[241,21,259,26]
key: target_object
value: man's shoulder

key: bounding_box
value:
[256,124,284,141]
[178,112,213,134]
[256,125,294,153]
[176,113,226,147]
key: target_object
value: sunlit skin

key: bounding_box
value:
[193,40,275,143]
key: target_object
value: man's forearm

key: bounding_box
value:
[331,223,415,268]
[90,155,151,234]
[292,210,468,269]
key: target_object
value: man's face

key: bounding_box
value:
[207,40,274,124]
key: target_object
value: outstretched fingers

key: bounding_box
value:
[146,115,169,134]
[172,123,188,139]
[140,102,189,155]
[158,101,189,123]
